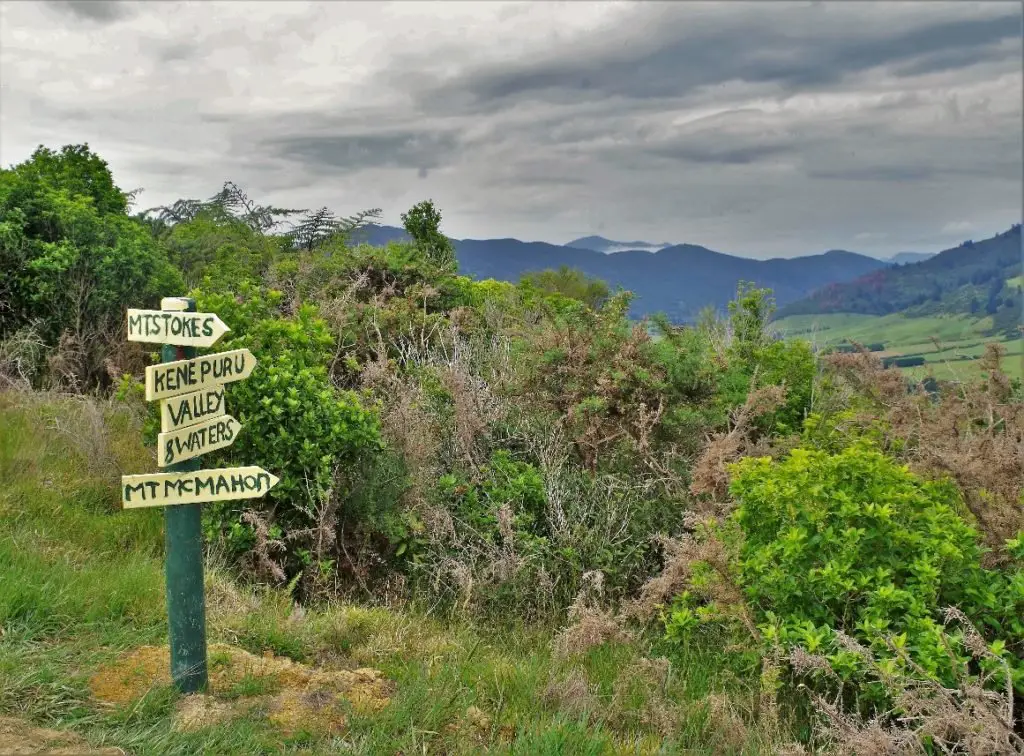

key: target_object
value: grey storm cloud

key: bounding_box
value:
[411,6,1021,112]
[42,0,131,23]
[1,1,1020,258]
[262,131,461,174]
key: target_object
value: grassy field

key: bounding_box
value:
[0,391,789,755]
[773,312,1023,381]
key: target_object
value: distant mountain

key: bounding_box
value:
[347,224,892,322]
[348,224,411,246]
[778,226,1022,336]
[456,240,887,322]
[887,251,936,265]
[565,236,673,254]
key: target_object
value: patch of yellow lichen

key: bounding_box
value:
[88,643,393,736]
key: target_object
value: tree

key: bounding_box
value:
[520,266,610,309]
[400,199,456,270]
[287,206,381,252]
[0,144,181,387]
[4,144,128,218]
[727,281,776,362]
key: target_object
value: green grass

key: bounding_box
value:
[0,391,786,755]
[773,312,1022,381]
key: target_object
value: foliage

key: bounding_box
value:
[193,286,384,594]
[0,145,182,388]
[400,199,456,270]
[727,442,1024,711]
[520,266,611,310]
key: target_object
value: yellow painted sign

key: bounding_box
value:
[121,466,280,509]
[145,348,256,401]
[161,386,226,433]
[127,309,230,348]
[157,415,240,467]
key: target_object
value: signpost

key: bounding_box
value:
[156,415,241,467]
[145,348,257,401]
[160,386,227,433]
[127,309,230,349]
[122,297,279,694]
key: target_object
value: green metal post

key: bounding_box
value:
[161,297,208,694]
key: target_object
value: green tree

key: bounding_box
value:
[727,281,775,362]
[400,199,456,270]
[0,144,181,387]
[4,144,128,218]
[519,266,610,309]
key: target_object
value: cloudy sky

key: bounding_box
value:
[1,1,1021,259]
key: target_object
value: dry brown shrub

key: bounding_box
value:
[795,615,1023,755]
[622,529,755,639]
[553,571,632,658]
[0,327,48,390]
[823,343,1024,552]
[239,509,287,584]
[542,667,599,717]
[690,384,787,506]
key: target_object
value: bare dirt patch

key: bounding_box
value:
[88,643,392,736]
[0,716,124,756]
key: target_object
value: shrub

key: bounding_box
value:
[727,442,1024,712]
[193,286,385,596]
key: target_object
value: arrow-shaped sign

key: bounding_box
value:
[128,309,230,348]
[161,386,226,433]
[145,348,257,401]
[122,466,279,509]
[158,415,241,467]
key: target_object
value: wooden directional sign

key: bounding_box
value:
[122,466,280,509]
[161,386,226,433]
[158,415,241,467]
[128,309,230,348]
[145,348,256,401]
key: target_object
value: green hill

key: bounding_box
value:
[778,225,1022,338]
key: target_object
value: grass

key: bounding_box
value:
[0,391,787,755]
[773,312,1023,381]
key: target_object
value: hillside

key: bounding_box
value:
[779,226,1023,336]
[352,225,889,321]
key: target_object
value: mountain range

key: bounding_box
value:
[348,225,980,322]
[779,225,1022,336]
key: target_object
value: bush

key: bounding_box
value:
[193,285,385,596]
[727,442,1024,711]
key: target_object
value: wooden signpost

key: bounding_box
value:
[160,386,227,433]
[145,348,257,401]
[127,309,231,349]
[121,297,279,694]
[156,415,242,467]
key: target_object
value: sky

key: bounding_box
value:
[0,1,1021,260]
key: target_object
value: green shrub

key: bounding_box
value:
[726,442,1024,710]
[192,285,384,592]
